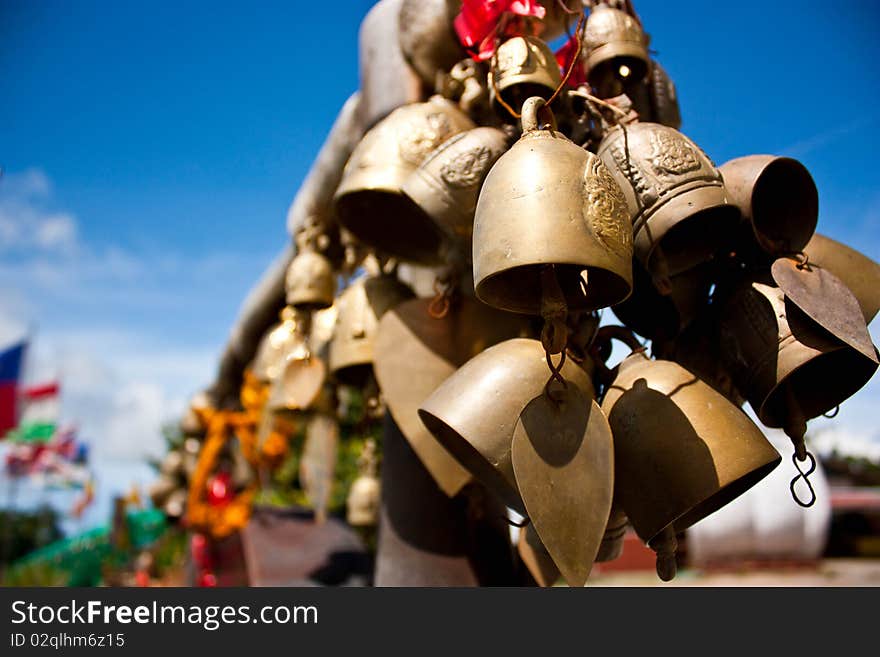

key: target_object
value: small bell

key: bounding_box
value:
[601,352,781,580]
[489,36,562,116]
[285,249,336,311]
[597,121,740,278]
[595,506,629,563]
[334,96,475,264]
[329,269,415,386]
[346,439,381,527]
[611,260,712,341]
[804,233,880,323]
[252,307,308,384]
[473,97,633,315]
[720,155,818,256]
[401,126,509,247]
[398,0,465,86]
[718,281,879,436]
[180,391,213,437]
[419,337,595,514]
[583,3,650,98]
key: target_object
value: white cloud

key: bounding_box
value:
[0,168,79,254]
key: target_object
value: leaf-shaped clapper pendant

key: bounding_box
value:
[511,384,613,587]
[771,257,878,365]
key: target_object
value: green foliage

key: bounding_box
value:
[0,506,63,565]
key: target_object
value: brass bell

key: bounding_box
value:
[419,337,595,514]
[329,271,415,386]
[720,155,818,255]
[612,260,711,341]
[583,3,650,98]
[374,295,533,497]
[334,96,476,264]
[718,281,879,437]
[252,307,307,384]
[346,439,381,527]
[489,36,562,115]
[601,352,781,579]
[401,127,509,246]
[474,97,633,314]
[285,249,336,311]
[180,391,213,437]
[597,121,740,277]
[805,233,880,323]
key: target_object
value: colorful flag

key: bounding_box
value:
[0,341,27,437]
[12,381,61,443]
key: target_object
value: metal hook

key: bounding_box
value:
[789,450,817,508]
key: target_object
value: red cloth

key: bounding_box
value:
[0,383,16,437]
[454,0,547,61]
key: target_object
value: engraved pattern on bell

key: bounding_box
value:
[398,112,453,165]
[584,157,632,258]
[648,130,701,177]
[496,36,532,72]
[440,145,493,188]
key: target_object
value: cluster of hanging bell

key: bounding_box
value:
[232,0,880,586]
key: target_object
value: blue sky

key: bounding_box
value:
[1,0,879,474]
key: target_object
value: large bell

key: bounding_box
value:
[597,121,740,277]
[720,155,818,256]
[374,295,533,497]
[805,233,880,323]
[329,272,414,386]
[601,352,781,579]
[583,3,650,98]
[334,96,476,264]
[402,126,509,247]
[285,250,336,311]
[489,36,562,115]
[252,307,307,384]
[718,281,879,434]
[474,97,633,315]
[419,337,595,514]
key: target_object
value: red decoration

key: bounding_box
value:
[454,0,547,61]
[197,572,217,587]
[555,33,587,89]
[206,471,233,508]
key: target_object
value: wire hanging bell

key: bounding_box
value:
[601,351,781,581]
[252,307,308,384]
[597,121,740,279]
[583,3,650,98]
[401,126,509,248]
[419,337,595,514]
[720,155,818,256]
[718,281,878,451]
[489,36,562,115]
[473,96,633,315]
[329,271,415,387]
[334,96,476,264]
[285,250,336,311]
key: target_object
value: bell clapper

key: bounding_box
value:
[650,525,678,582]
[540,265,571,404]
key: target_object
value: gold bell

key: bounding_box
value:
[601,352,781,579]
[473,97,633,314]
[285,250,336,311]
[252,307,308,384]
[329,271,415,386]
[489,36,562,115]
[419,337,595,514]
[597,121,740,278]
[346,439,381,527]
[718,281,879,435]
[583,3,650,98]
[334,96,475,264]
[180,391,213,437]
[805,233,880,323]
[401,127,509,245]
[720,155,818,255]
